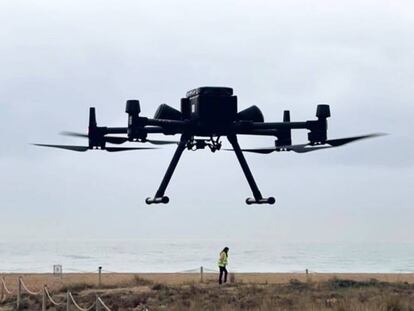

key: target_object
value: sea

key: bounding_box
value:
[1,239,413,274]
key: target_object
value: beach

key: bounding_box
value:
[2,272,414,310]
[2,272,414,292]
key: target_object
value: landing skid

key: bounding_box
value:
[146,134,275,205]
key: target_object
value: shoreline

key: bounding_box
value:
[1,272,414,292]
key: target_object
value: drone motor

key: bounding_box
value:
[154,103,183,121]
[275,110,292,149]
[308,104,330,144]
[237,105,264,122]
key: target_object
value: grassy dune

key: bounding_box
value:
[1,273,414,310]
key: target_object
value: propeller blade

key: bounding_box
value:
[288,133,385,152]
[61,132,129,145]
[230,133,385,155]
[103,137,178,145]
[61,129,179,146]
[238,144,316,154]
[224,148,276,154]
[33,144,157,152]
[33,144,89,152]
[104,136,129,144]
[326,133,386,147]
[145,139,179,145]
[105,147,157,152]
[289,145,333,153]
[60,131,88,138]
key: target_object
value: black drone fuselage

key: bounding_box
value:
[35,86,381,205]
[98,87,329,205]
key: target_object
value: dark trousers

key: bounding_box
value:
[219,266,228,284]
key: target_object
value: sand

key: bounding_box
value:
[1,272,414,293]
[2,273,414,310]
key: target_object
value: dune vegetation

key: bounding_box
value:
[1,274,414,310]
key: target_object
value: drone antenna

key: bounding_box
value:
[283,110,290,122]
[89,107,97,129]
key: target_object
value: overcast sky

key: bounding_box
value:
[1,0,413,243]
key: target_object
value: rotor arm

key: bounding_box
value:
[249,121,310,130]
[99,125,181,135]
[106,126,174,135]
[227,135,275,205]
[248,104,330,132]
[105,127,128,134]
[145,134,189,205]
[236,120,328,144]
[144,126,172,134]
[145,118,187,129]
[235,129,279,136]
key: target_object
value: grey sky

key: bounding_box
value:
[1,0,413,242]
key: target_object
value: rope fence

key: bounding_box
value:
[96,297,112,311]
[1,265,312,310]
[68,291,97,311]
[44,286,64,307]
[0,276,113,310]
[20,277,41,295]
[1,266,215,310]
[1,277,13,302]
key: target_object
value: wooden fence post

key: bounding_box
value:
[42,285,46,311]
[96,296,101,311]
[16,277,21,310]
[0,277,4,302]
[98,266,102,288]
[305,269,310,282]
[66,290,70,311]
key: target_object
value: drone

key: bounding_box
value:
[35,87,383,205]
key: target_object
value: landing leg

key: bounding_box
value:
[227,135,275,205]
[146,135,189,204]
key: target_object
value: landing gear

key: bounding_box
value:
[146,196,169,204]
[146,134,275,205]
[145,134,189,205]
[228,135,276,206]
[246,197,275,205]
[186,136,222,152]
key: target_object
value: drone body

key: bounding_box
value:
[35,87,382,205]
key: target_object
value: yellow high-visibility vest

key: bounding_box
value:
[218,251,228,267]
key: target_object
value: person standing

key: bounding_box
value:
[218,247,229,284]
